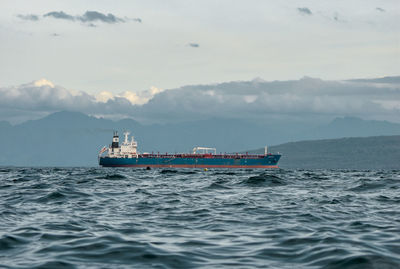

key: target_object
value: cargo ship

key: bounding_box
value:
[99,132,281,168]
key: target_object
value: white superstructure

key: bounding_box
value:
[192,147,217,154]
[99,131,138,158]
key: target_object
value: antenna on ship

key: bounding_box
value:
[123,131,130,144]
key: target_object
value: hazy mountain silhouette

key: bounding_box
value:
[249,135,400,170]
[303,117,400,140]
[1,111,400,166]
[348,76,400,84]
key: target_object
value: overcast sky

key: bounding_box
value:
[0,1,399,125]
[1,0,399,94]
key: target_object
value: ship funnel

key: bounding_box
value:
[112,131,119,148]
[264,146,268,155]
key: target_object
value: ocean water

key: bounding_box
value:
[0,168,399,269]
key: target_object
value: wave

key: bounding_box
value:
[1,168,399,268]
[160,169,198,175]
[97,173,127,180]
[241,173,286,186]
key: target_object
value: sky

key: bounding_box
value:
[0,0,399,124]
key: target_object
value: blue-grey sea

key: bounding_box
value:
[0,167,399,268]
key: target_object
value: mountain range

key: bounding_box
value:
[1,111,400,167]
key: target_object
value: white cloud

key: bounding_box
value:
[33,78,55,88]
[95,91,114,103]
[94,86,164,105]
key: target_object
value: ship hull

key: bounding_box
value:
[99,155,281,168]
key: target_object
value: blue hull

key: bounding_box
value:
[99,154,281,168]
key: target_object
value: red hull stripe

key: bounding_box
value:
[102,164,279,168]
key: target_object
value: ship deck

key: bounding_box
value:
[138,153,275,159]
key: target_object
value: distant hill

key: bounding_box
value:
[1,111,400,167]
[348,76,400,84]
[302,117,400,140]
[248,136,400,170]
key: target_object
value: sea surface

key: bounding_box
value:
[0,167,399,269]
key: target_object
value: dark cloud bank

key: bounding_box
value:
[43,11,75,21]
[17,10,141,25]
[44,10,127,23]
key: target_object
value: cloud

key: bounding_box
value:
[42,10,141,26]
[95,86,163,105]
[134,76,400,123]
[0,79,163,123]
[34,79,55,87]
[188,43,200,48]
[333,12,341,22]
[297,7,312,15]
[17,14,39,21]
[0,77,399,124]
[334,13,339,21]
[131,18,142,23]
[44,11,75,21]
[329,12,347,23]
[78,11,124,23]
